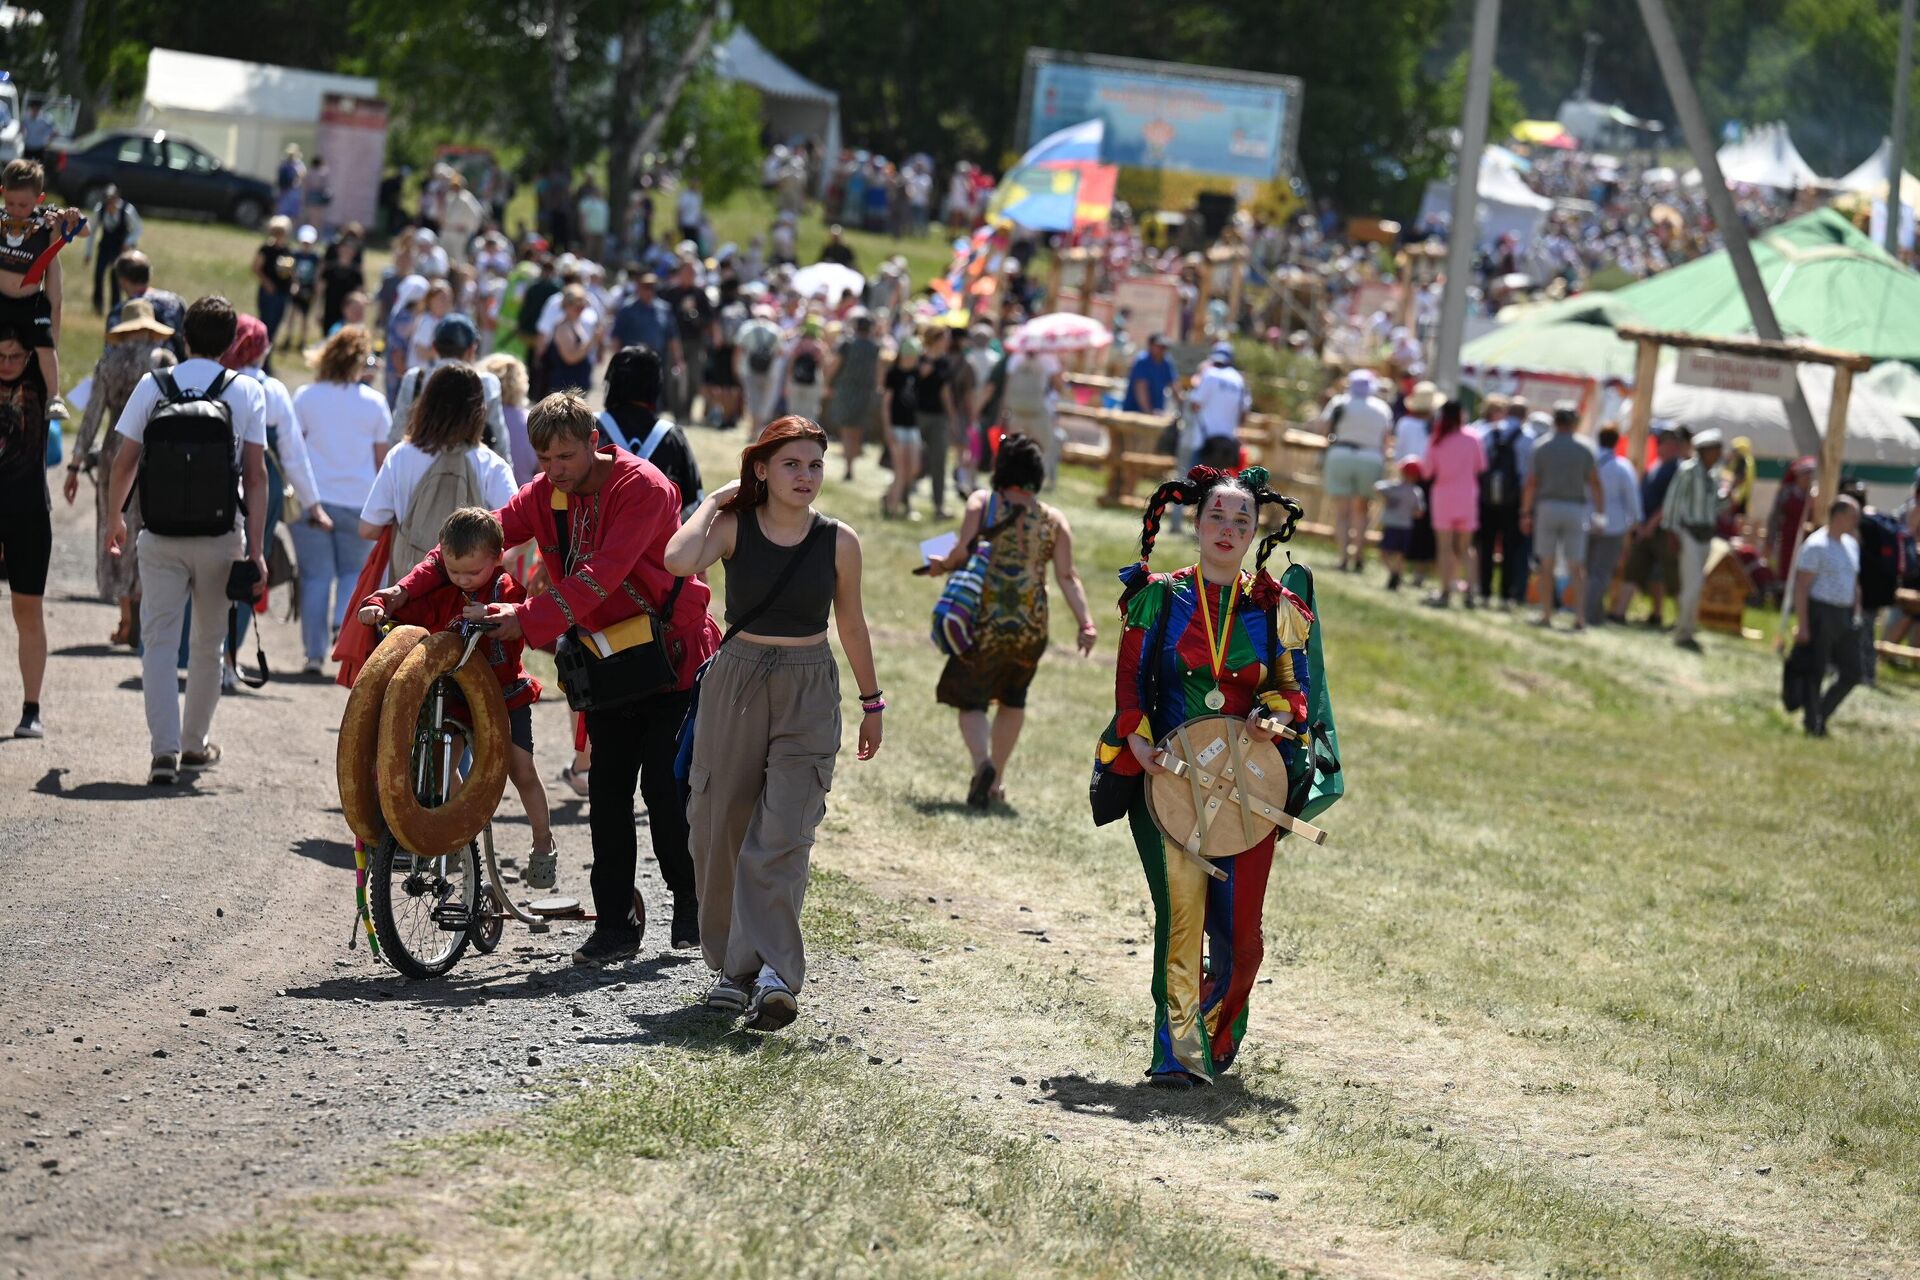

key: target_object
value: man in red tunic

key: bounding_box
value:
[465,391,719,965]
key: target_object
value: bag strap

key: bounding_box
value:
[596,410,633,452]
[226,600,270,689]
[717,518,834,650]
[636,419,673,462]
[153,368,182,403]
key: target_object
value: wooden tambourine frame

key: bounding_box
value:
[1147,715,1328,881]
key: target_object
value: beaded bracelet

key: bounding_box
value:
[861,697,887,714]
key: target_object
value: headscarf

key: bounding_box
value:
[1722,435,1756,510]
[219,314,270,372]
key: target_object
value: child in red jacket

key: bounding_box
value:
[359,507,557,889]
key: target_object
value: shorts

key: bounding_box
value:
[0,497,52,595]
[1380,526,1412,554]
[1624,529,1679,589]
[888,425,922,447]
[1323,445,1385,497]
[0,290,54,349]
[1532,499,1588,571]
[508,703,534,755]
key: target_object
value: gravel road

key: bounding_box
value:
[0,492,697,1278]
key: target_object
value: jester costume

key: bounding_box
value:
[1095,563,1315,1083]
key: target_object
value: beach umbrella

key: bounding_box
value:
[1012,312,1112,354]
[791,262,866,303]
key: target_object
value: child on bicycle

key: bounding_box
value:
[0,160,90,423]
[358,507,558,889]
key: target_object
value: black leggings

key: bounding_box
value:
[585,687,695,925]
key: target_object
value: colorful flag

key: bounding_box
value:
[1017,118,1104,168]
[987,161,1118,233]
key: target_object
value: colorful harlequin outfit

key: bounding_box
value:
[1095,564,1314,1083]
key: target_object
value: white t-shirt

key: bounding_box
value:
[113,358,269,534]
[1189,364,1251,440]
[1392,414,1431,461]
[294,380,392,508]
[537,292,600,340]
[1797,527,1861,608]
[360,440,517,529]
[240,366,320,509]
[676,188,703,227]
[1322,392,1392,451]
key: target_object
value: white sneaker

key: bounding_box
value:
[747,966,798,1030]
[525,843,557,890]
[302,659,324,677]
[220,665,238,694]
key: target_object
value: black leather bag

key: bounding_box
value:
[552,577,689,713]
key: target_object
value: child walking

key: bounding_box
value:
[1374,459,1426,591]
[357,507,557,888]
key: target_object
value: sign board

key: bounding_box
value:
[1112,276,1183,343]
[316,93,389,232]
[1021,51,1300,182]
[1674,348,1798,400]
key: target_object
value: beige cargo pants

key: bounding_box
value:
[687,639,841,991]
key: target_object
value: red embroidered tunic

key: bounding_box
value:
[374,563,542,712]
[505,449,718,687]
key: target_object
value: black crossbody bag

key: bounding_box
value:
[553,575,690,712]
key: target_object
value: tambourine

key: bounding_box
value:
[1146,715,1327,880]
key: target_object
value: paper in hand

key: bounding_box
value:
[919,531,959,565]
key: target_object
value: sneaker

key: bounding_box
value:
[704,975,750,1013]
[181,743,222,770]
[301,659,324,677]
[1386,572,1401,592]
[14,703,43,738]
[747,971,798,1031]
[525,844,557,890]
[220,665,238,694]
[671,894,700,949]
[149,753,179,786]
[1674,635,1704,653]
[571,924,640,967]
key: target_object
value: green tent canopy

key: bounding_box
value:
[1460,293,1643,381]
[1615,209,1920,368]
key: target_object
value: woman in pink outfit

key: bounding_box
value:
[1417,400,1485,607]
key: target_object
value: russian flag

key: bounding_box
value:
[1017,118,1104,168]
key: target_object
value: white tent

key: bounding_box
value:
[1685,122,1822,190]
[1417,148,1553,251]
[1654,361,1920,475]
[139,49,380,185]
[714,27,840,194]
[1832,136,1920,206]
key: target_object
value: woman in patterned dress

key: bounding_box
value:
[1091,464,1314,1087]
[924,434,1097,808]
[62,299,177,645]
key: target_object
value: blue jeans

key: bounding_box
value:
[290,501,373,661]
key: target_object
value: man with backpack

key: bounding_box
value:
[387,313,506,456]
[103,296,268,785]
[1475,398,1533,607]
[597,345,703,523]
[1843,478,1914,686]
[733,304,784,432]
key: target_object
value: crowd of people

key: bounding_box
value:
[1310,365,1920,733]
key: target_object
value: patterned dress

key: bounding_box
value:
[1094,566,1314,1083]
[72,340,176,601]
[936,496,1058,710]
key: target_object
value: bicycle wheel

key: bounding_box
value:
[369,834,477,979]
[468,827,505,954]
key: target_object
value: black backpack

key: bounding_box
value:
[137,370,240,538]
[791,350,819,386]
[1482,423,1521,509]
[1857,511,1907,610]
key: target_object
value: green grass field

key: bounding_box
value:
[113,215,1920,1278]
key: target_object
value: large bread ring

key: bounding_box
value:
[337,625,427,844]
[376,631,510,859]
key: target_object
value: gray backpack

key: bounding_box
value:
[390,448,483,583]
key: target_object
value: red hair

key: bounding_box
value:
[721,415,831,513]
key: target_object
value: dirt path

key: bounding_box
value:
[0,497,697,1278]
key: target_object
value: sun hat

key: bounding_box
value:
[1406,380,1444,413]
[1691,428,1724,449]
[107,298,174,340]
[395,274,430,308]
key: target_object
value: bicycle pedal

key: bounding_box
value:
[431,904,475,931]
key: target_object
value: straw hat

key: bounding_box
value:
[1405,380,1444,414]
[108,298,174,340]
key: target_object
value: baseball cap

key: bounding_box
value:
[296,224,319,245]
[433,313,479,354]
[1692,428,1723,449]
[1210,342,1235,364]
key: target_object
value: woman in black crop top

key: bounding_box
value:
[665,414,882,1031]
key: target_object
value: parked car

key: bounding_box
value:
[46,130,273,228]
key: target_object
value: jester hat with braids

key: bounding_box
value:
[1117,466,1307,615]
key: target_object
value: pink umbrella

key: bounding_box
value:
[1012,312,1113,354]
